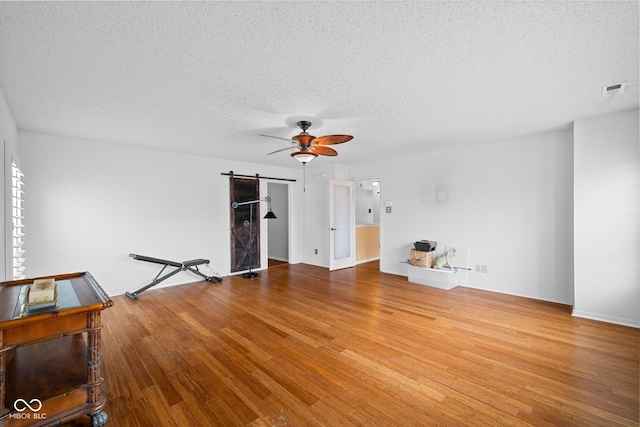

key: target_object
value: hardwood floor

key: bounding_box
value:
[268,258,288,268]
[70,261,638,426]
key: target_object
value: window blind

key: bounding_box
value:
[11,161,25,280]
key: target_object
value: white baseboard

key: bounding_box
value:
[572,309,640,328]
[356,257,379,265]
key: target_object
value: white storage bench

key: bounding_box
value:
[407,264,460,290]
[406,245,469,290]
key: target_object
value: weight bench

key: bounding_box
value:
[125,253,222,300]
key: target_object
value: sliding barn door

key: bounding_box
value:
[230,178,260,273]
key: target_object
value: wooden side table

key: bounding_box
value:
[0,272,113,427]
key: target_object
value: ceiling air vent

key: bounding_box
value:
[602,82,626,96]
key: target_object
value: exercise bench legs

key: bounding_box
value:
[125,253,222,300]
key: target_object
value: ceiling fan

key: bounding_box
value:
[261,120,353,164]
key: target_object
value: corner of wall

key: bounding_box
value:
[0,87,19,281]
[573,108,640,327]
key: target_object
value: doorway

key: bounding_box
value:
[355,178,381,266]
[267,182,289,266]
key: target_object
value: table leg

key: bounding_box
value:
[89,410,108,427]
[87,312,106,414]
[0,330,5,424]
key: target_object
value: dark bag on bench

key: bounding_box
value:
[414,240,437,252]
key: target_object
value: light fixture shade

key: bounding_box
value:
[291,151,318,163]
[264,209,277,219]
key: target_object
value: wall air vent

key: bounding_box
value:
[602,82,626,96]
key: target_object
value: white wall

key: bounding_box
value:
[573,109,639,327]
[0,87,18,281]
[373,185,381,224]
[19,131,303,296]
[14,112,637,326]
[355,187,373,225]
[351,129,575,305]
[357,179,382,226]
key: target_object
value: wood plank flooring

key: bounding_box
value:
[66,261,638,426]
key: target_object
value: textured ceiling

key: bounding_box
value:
[0,1,637,169]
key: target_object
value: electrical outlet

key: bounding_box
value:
[481,265,488,274]
[475,265,481,272]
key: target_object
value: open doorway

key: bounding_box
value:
[267,182,289,267]
[355,178,381,267]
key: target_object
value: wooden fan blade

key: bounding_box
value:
[266,146,295,156]
[260,134,294,143]
[311,146,338,156]
[313,134,353,145]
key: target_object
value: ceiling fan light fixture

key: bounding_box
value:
[291,151,318,164]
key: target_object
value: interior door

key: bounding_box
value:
[329,179,355,271]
